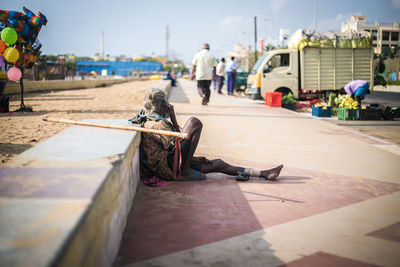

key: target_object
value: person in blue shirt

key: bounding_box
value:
[166,70,176,86]
[339,80,371,105]
[225,57,237,95]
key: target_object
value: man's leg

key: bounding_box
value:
[196,158,283,181]
[203,80,211,104]
[232,73,236,94]
[217,76,224,93]
[227,72,233,94]
[180,117,204,177]
[197,81,205,97]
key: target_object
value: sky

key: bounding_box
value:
[2,0,400,64]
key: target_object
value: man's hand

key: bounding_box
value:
[191,65,196,81]
[168,104,175,116]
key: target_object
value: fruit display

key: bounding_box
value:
[312,103,332,117]
[338,108,359,120]
[334,95,359,109]
[313,103,330,109]
[282,93,297,105]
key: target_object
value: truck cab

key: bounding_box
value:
[247,49,299,99]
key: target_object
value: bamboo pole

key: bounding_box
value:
[42,116,189,139]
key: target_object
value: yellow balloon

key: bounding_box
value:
[4,47,19,63]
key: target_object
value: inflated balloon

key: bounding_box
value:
[0,56,3,67]
[1,27,18,45]
[3,47,19,63]
[7,67,22,81]
[0,40,5,54]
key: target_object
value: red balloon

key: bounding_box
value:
[0,40,5,54]
[7,67,22,81]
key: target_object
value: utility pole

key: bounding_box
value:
[314,0,318,31]
[254,16,258,62]
[100,31,104,58]
[165,25,170,61]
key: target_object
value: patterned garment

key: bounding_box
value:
[141,119,177,180]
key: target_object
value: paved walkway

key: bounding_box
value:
[116,79,400,267]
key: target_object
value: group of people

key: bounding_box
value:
[190,43,237,105]
[137,43,372,184]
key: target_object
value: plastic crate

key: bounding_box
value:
[338,108,359,120]
[312,106,332,117]
[392,107,400,118]
[282,103,296,111]
[359,108,383,120]
[265,92,282,107]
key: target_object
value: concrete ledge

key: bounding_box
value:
[373,85,400,93]
[3,77,145,95]
[0,119,141,267]
[0,81,171,266]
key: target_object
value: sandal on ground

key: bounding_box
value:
[179,170,207,181]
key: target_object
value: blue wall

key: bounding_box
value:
[76,61,163,76]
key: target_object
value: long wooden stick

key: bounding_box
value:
[42,116,189,139]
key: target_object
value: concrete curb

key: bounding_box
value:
[0,119,141,267]
[373,85,400,93]
[3,77,148,95]
[0,79,170,267]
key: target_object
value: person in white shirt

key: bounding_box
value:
[225,56,237,95]
[190,43,217,105]
[215,58,225,94]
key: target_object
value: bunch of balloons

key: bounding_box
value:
[0,7,47,82]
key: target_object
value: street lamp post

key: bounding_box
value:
[254,16,257,61]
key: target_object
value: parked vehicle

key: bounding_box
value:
[247,30,374,100]
[226,72,249,93]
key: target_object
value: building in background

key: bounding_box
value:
[341,15,400,54]
[226,44,252,72]
[279,29,291,47]
[258,39,265,53]
[76,61,163,76]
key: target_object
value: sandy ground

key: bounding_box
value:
[0,80,159,164]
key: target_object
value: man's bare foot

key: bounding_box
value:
[260,165,283,181]
[180,168,206,181]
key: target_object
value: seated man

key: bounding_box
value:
[134,87,283,181]
[165,70,176,86]
[340,80,371,105]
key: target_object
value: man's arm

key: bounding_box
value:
[168,104,180,131]
[190,65,196,81]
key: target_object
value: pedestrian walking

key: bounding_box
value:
[190,43,217,105]
[226,56,237,95]
[216,58,225,94]
[213,67,218,91]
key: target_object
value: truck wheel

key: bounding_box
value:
[249,93,262,100]
[275,88,292,96]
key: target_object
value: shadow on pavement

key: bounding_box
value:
[115,178,284,266]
